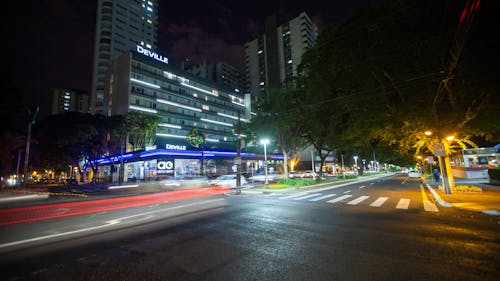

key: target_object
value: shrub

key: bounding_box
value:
[277,178,316,186]
[452,185,482,193]
[337,175,357,180]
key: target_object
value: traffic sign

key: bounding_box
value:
[234,157,241,165]
[433,143,446,157]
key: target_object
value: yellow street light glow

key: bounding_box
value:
[446,135,455,141]
[424,131,432,136]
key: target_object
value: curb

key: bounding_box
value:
[424,184,452,207]
[425,184,500,216]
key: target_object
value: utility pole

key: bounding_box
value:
[22,105,39,187]
[236,111,242,195]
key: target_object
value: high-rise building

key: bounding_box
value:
[50,88,89,115]
[181,60,245,94]
[90,0,158,115]
[245,12,317,101]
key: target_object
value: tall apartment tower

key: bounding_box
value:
[181,60,246,94]
[90,0,159,115]
[245,12,317,101]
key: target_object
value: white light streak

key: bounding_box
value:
[159,123,182,129]
[181,82,218,96]
[156,99,201,112]
[129,105,158,114]
[200,118,233,127]
[156,133,187,139]
[130,78,160,89]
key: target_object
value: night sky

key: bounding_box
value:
[3,0,376,115]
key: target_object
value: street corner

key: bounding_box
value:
[425,183,500,216]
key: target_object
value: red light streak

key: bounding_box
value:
[0,187,229,226]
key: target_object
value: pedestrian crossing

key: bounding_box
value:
[277,192,438,212]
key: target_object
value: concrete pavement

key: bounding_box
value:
[424,178,500,216]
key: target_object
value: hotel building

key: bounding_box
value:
[98,47,266,181]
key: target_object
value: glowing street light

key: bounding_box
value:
[353,156,358,176]
[260,138,270,184]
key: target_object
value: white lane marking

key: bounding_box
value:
[309,194,336,202]
[0,194,49,202]
[370,197,388,207]
[423,200,439,212]
[279,192,309,199]
[0,199,225,249]
[293,193,323,200]
[370,182,374,185]
[347,196,370,205]
[343,190,351,194]
[108,184,139,189]
[327,195,352,204]
[396,198,410,209]
[359,186,366,189]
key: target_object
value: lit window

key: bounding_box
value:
[193,93,198,98]
[146,43,151,48]
[147,19,152,24]
[259,81,265,86]
[147,6,153,12]
[205,96,208,101]
[288,59,293,64]
[258,50,263,54]
[202,105,209,110]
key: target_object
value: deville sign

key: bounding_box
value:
[136,45,168,64]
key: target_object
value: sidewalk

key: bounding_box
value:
[424,178,500,216]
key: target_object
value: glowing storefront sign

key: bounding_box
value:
[136,45,168,64]
[166,144,186,150]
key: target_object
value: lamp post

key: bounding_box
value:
[353,156,358,176]
[260,138,269,185]
[424,130,455,195]
[22,105,39,187]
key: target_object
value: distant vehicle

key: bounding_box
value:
[209,174,247,188]
[408,170,421,178]
[401,168,409,173]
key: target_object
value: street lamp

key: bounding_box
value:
[260,138,269,184]
[353,156,358,176]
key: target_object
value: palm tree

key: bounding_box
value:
[186,126,206,175]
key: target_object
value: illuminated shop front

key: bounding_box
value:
[92,146,284,182]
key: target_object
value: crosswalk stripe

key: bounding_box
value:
[327,194,352,204]
[347,196,370,205]
[309,194,336,202]
[423,200,439,212]
[293,193,323,200]
[279,192,309,199]
[370,197,388,207]
[396,198,410,209]
[343,190,351,194]
[359,186,365,189]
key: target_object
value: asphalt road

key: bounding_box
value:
[0,175,498,281]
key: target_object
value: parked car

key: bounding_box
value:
[408,170,421,178]
[209,174,247,188]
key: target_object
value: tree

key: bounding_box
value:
[124,112,160,151]
[299,0,499,166]
[186,126,206,175]
[246,86,307,179]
